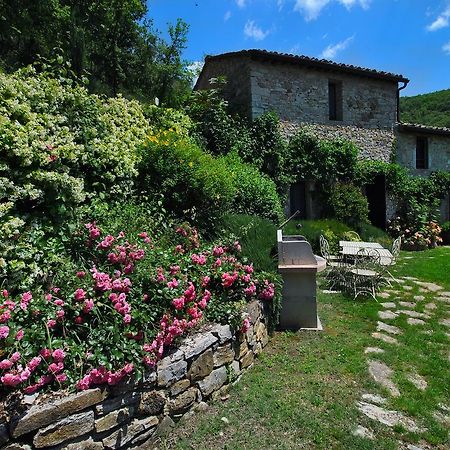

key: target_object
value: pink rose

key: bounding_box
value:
[74,288,86,301]
[0,359,13,370]
[15,329,24,341]
[10,352,21,363]
[0,325,9,339]
[40,348,51,359]
[52,349,65,362]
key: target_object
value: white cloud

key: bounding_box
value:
[443,41,450,54]
[294,0,370,21]
[338,0,370,9]
[224,10,232,21]
[236,0,247,8]
[244,20,270,41]
[294,0,330,21]
[277,0,285,11]
[426,5,450,31]
[320,35,354,59]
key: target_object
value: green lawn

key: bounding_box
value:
[158,248,450,450]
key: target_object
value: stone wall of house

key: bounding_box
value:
[0,301,269,450]
[395,132,450,175]
[280,121,395,163]
[195,56,252,117]
[250,61,398,128]
[396,131,450,221]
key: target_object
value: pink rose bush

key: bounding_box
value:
[0,222,280,395]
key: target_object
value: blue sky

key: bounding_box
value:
[147,0,450,96]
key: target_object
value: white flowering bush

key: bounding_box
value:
[0,67,152,292]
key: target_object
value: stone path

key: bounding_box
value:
[355,275,450,445]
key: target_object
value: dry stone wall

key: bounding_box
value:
[0,301,270,450]
[280,121,395,163]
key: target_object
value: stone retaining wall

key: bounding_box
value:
[0,301,269,450]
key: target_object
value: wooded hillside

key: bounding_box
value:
[400,89,450,128]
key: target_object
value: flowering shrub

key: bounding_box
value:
[388,217,442,250]
[0,222,279,395]
[0,67,152,293]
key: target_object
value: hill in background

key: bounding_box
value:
[400,89,450,128]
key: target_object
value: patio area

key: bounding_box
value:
[157,248,450,450]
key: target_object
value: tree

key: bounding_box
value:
[0,0,192,105]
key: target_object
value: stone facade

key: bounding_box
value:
[396,128,450,221]
[196,50,450,223]
[250,62,398,128]
[281,121,395,163]
[195,55,252,117]
[396,131,450,175]
[0,301,269,450]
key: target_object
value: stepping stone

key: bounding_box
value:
[372,332,398,345]
[322,289,341,294]
[439,291,450,297]
[406,445,425,450]
[377,321,402,335]
[406,373,427,391]
[435,296,450,304]
[380,302,396,309]
[362,393,387,405]
[407,318,425,326]
[424,302,437,310]
[403,285,413,291]
[437,403,450,413]
[439,318,450,327]
[357,401,424,432]
[378,292,390,299]
[418,288,428,293]
[399,301,416,308]
[368,360,400,397]
[365,347,385,355]
[421,330,433,335]
[402,276,418,281]
[413,295,425,302]
[397,279,405,284]
[398,310,430,319]
[352,425,374,439]
[378,310,398,320]
[413,281,443,292]
[433,410,450,426]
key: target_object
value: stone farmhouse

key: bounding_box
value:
[194,49,450,228]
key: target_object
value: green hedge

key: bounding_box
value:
[223,152,284,223]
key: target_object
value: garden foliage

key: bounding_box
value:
[138,132,283,226]
[0,223,280,394]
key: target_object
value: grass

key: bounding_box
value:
[158,248,450,449]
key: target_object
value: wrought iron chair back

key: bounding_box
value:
[391,236,401,260]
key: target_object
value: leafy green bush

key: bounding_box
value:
[220,214,278,273]
[186,81,252,155]
[0,66,150,222]
[144,105,193,138]
[137,131,235,228]
[327,182,369,229]
[0,67,152,292]
[223,152,284,223]
[358,223,392,248]
[288,131,358,184]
